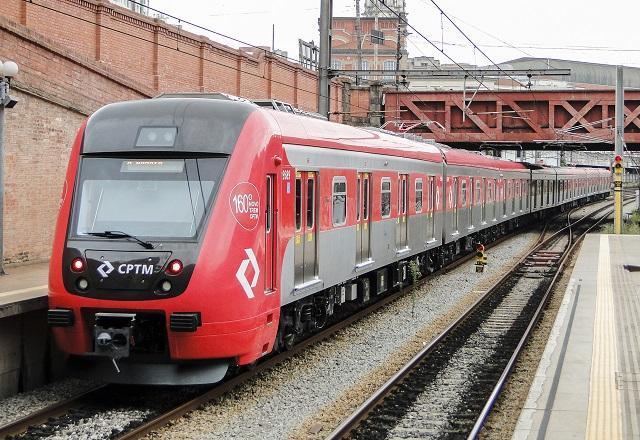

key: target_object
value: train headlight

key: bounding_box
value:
[166,259,183,276]
[76,277,89,290]
[160,280,172,292]
[70,257,86,273]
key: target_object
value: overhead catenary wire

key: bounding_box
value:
[23,0,373,116]
[125,0,306,67]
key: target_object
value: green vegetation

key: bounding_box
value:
[601,209,640,234]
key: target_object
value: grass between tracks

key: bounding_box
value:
[600,209,640,234]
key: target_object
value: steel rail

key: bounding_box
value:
[0,385,108,438]
[325,198,622,440]
[0,229,513,440]
[116,215,537,439]
[466,199,634,439]
[1,198,615,439]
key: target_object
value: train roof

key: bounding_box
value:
[267,109,530,171]
[85,96,606,176]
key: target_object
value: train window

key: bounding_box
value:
[381,178,391,218]
[518,180,523,211]
[356,177,361,222]
[545,180,550,205]
[429,177,435,212]
[266,176,272,233]
[401,177,407,215]
[295,177,302,231]
[363,177,370,220]
[332,177,347,226]
[461,180,467,207]
[74,158,225,239]
[306,178,315,229]
[475,179,481,205]
[415,178,423,213]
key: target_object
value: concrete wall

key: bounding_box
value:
[0,309,66,399]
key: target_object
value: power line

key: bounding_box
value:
[24,0,372,115]
[373,1,536,113]
[424,0,524,87]
[127,0,305,66]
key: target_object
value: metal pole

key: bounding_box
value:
[614,65,624,234]
[373,2,378,81]
[0,80,5,275]
[355,0,362,86]
[317,0,332,118]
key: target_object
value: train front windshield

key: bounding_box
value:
[71,158,226,239]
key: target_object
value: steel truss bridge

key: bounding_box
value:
[382,90,640,151]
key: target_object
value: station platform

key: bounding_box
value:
[0,262,48,319]
[513,234,640,439]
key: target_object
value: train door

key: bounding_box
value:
[356,173,371,263]
[294,172,317,285]
[492,179,497,220]
[502,180,508,215]
[469,177,474,227]
[481,177,486,223]
[452,177,459,231]
[428,176,435,240]
[396,174,409,249]
[265,175,276,292]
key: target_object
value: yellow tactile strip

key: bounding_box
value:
[586,235,622,439]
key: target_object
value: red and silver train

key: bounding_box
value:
[47,94,610,384]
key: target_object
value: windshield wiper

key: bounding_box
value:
[85,231,155,249]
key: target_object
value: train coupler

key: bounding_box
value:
[92,312,136,373]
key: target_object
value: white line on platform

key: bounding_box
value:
[0,284,48,297]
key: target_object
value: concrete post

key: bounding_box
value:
[370,81,382,126]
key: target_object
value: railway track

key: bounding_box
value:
[0,198,624,440]
[0,213,543,440]
[326,200,628,440]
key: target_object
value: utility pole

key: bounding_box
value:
[614,65,624,234]
[0,60,19,275]
[318,0,332,118]
[373,1,379,81]
[355,0,362,86]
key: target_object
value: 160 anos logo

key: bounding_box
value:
[229,182,261,230]
[97,261,153,278]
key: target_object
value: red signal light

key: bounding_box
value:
[166,259,183,276]
[614,155,622,163]
[70,257,85,273]
[475,243,485,252]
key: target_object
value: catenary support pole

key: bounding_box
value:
[318,0,332,118]
[614,65,624,234]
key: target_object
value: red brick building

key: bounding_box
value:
[331,0,408,80]
[0,0,352,265]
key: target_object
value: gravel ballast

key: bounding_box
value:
[0,379,98,427]
[149,231,540,440]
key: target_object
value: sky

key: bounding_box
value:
[148,0,640,68]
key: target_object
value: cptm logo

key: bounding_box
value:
[97,261,153,278]
[235,248,260,299]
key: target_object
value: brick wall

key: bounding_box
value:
[0,0,351,265]
[0,0,338,110]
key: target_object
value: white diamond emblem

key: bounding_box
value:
[235,248,260,299]
[97,261,115,278]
